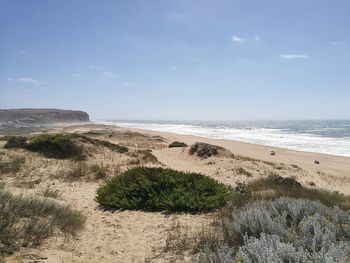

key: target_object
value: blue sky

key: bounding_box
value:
[0,0,349,120]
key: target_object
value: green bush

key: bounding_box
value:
[96,167,231,213]
[3,136,27,149]
[169,141,188,148]
[26,134,83,159]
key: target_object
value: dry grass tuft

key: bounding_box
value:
[0,190,85,258]
[0,155,25,174]
[39,186,60,199]
[234,167,253,177]
[89,163,109,180]
[128,150,160,166]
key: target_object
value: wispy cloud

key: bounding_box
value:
[232,35,260,43]
[280,54,308,59]
[18,77,40,83]
[20,50,29,55]
[232,35,244,43]
[101,70,115,77]
[6,77,46,84]
[90,65,117,77]
[332,41,346,46]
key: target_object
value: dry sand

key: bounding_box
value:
[1,123,350,263]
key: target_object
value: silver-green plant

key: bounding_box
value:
[195,197,350,263]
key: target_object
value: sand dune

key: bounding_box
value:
[1,123,349,262]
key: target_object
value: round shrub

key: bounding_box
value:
[96,167,231,213]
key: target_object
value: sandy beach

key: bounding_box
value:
[1,123,350,263]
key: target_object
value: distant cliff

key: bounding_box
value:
[0,109,90,127]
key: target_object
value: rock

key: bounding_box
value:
[270,150,276,156]
[314,160,320,164]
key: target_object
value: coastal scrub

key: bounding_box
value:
[96,167,231,213]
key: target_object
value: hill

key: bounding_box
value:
[0,108,90,127]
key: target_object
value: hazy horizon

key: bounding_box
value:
[1,0,350,120]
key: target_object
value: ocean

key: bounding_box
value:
[97,120,350,157]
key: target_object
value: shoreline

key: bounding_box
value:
[127,126,350,159]
[95,120,350,158]
[60,123,350,195]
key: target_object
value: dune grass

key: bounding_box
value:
[0,155,25,174]
[96,167,231,213]
[88,138,128,153]
[0,190,85,258]
[238,174,350,210]
[89,163,108,180]
[76,134,128,153]
[39,186,61,199]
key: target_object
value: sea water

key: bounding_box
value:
[97,120,350,157]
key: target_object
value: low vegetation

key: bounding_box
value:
[64,162,88,181]
[3,136,27,149]
[96,167,231,213]
[39,186,60,199]
[165,175,350,262]
[189,142,219,158]
[26,134,83,159]
[189,142,232,159]
[169,141,188,148]
[90,163,108,180]
[0,155,25,174]
[242,174,350,210]
[195,197,350,263]
[58,162,110,181]
[234,167,252,177]
[79,136,128,153]
[3,134,128,159]
[0,190,85,258]
[0,136,9,141]
[127,150,160,166]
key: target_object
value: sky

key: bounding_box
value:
[0,0,349,120]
